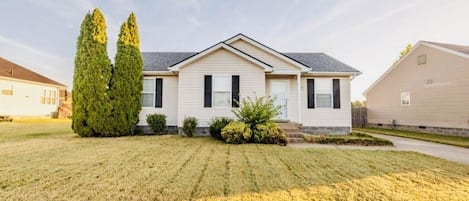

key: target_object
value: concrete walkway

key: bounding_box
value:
[291,133,469,165]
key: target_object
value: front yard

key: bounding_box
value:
[1,121,469,200]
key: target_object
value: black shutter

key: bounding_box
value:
[155,78,163,108]
[232,75,240,108]
[333,79,340,109]
[204,75,212,107]
[307,79,315,108]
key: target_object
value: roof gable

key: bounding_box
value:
[0,57,65,87]
[168,42,273,72]
[225,34,311,72]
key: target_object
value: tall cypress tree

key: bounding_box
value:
[72,9,112,137]
[109,13,143,135]
[72,13,93,136]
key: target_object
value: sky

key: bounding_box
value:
[1,0,469,101]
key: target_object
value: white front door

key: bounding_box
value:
[270,80,288,119]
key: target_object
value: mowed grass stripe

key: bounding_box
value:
[226,145,257,196]
[191,142,228,199]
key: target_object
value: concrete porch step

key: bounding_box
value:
[277,122,304,143]
[288,137,305,143]
[286,133,303,138]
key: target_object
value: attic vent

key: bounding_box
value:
[418,54,426,65]
[418,126,427,129]
[7,69,13,75]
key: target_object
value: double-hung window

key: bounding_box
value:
[213,76,231,107]
[315,79,332,108]
[142,78,155,107]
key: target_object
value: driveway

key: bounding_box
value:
[292,133,469,165]
[366,133,469,165]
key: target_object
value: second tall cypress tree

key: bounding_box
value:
[109,13,143,135]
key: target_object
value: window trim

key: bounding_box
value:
[142,78,156,108]
[401,92,411,106]
[315,78,333,109]
[212,75,232,108]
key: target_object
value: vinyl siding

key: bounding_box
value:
[139,75,178,126]
[178,48,265,127]
[229,39,300,71]
[366,44,469,129]
[301,77,352,127]
[0,78,59,117]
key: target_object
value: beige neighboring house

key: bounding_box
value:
[0,57,68,118]
[364,41,469,136]
[139,34,361,135]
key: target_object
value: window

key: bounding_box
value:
[418,54,426,65]
[40,89,57,105]
[142,79,155,107]
[401,92,410,106]
[315,79,332,108]
[51,90,57,104]
[213,76,231,107]
[1,83,13,96]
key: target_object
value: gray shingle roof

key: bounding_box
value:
[142,51,359,73]
[142,52,196,71]
[422,41,469,55]
[283,53,359,72]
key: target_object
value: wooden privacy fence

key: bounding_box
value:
[352,108,367,128]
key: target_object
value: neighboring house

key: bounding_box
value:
[0,57,67,118]
[140,33,360,135]
[364,41,469,136]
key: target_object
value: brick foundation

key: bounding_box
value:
[178,127,210,136]
[368,123,469,137]
[136,126,179,135]
[301,126,351,135]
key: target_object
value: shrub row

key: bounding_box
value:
[145,114,198,137]
[303,132,393,146]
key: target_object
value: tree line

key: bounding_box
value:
[72,8,143,137]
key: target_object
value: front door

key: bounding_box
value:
[270,80,288,119]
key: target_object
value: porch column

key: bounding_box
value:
[297,73,302,123]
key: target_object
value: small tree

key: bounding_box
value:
[231,96,281,131]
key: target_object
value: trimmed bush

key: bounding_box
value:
[221,121,252,144]
[209,117,233,140]
[303,132,393,146]
[146,113,166,134]
[232,96,281,132]
[253,121,288,145]
[182,116,198,137]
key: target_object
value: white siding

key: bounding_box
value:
[138,75,178,126]
[229,39,300,71]
[301,77,352,127]
[178,48,266,127]
[0,78,59,117]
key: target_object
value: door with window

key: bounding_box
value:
[270,80,288,119]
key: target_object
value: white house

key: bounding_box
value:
[0,57,66,118]
[139,34,360,135]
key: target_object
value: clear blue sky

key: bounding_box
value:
[1,0,469,100]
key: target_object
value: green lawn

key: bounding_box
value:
[1,121,469,200]
[355,128,469,148]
